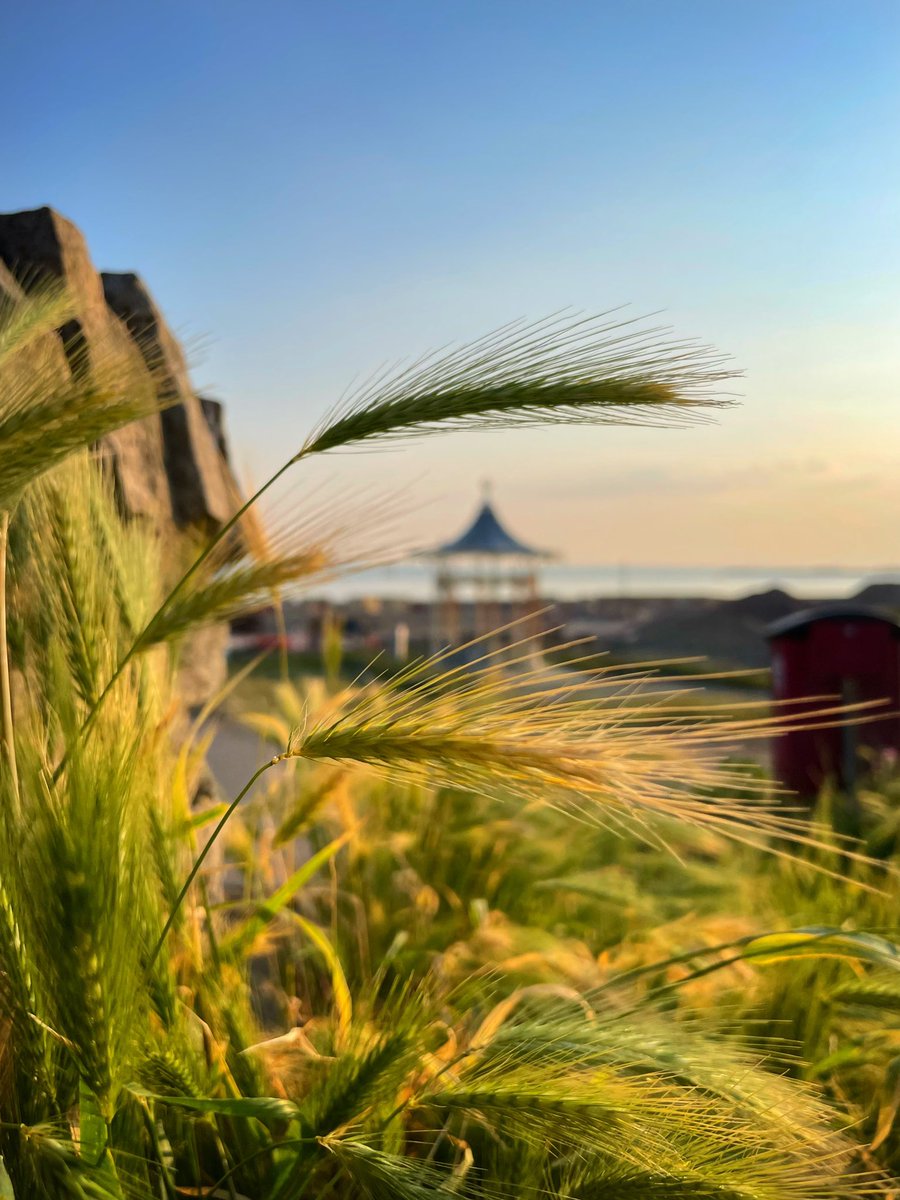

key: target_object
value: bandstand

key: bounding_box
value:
[429,486,552,655]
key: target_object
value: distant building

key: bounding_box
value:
[768,603,900,805]
[428,485,553,653]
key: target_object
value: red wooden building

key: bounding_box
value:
[767,604,900,798]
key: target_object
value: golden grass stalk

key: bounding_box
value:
[286,628,885,866]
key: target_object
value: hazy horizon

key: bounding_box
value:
[7,1,900,568]
[290,559,900,606]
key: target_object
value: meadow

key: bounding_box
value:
[0,285,898,1198]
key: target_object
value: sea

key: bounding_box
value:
[310,563,900,603]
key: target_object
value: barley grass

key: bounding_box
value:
[300,311,738,457]
[287,632,882,865]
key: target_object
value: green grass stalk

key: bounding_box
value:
[0,509,19,802]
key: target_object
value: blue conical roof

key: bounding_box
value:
[435,498,544,558]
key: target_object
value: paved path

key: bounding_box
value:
[204,717,274,800]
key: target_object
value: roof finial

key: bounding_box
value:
[481,478,492,503]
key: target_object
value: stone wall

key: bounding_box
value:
[0,206,241,705]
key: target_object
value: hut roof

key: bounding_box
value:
[767,602,900,640]
[434,498,547,558]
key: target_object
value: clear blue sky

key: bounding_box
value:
[7,1,900,565]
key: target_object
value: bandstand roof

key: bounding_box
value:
[433,497,547,559]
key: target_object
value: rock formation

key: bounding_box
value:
[0,206,242,703]
[100,269,238,530]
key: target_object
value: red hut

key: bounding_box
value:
[767,604,900,798]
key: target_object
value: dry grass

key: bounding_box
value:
[286,630,883,867]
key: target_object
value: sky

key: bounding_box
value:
[6,0,900,567]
